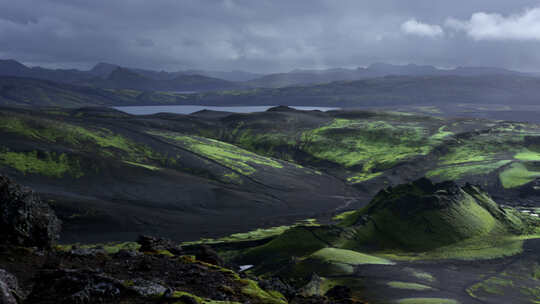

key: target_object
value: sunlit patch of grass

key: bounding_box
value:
[309,247,393,266]
[387,281,434,291]
[123,161,160,171]
[293,247,394,276]
[148,131,283,176]
[514,150,540,161]
[0,114,157,162]
[183,219,319,246]
[0,150,83,178]
[438,132,521,166]
[347,172,383,183]
[305,119,431,169]
[500,162,540,188]
[333,210,357,221]
[427,160,511,180]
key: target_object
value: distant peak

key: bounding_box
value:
[107,67,147,80]
[0,59,28,68]
[89,62,121,77]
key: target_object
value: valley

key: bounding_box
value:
[1,104,539,303]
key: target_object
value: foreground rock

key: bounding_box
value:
[0,269,21,304]
[0,177,362,304]
[0,175,61,248]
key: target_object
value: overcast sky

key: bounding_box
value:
[1,0,540,73]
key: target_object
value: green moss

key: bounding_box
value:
[239,279,287,304]
[467,277,514,297]
[387,281,434,291]
[154,249,175,257]
[429,125,453,141]
[514,150,540,161]
[437,132,521,166]
[305,119,432,170]
[184,219,318,246]
[500,162,540,188]
[0,150,83,178]
[363,190,497,250]
[340,183,539,260]
[403,268,435,282]
[332,210,357,221]
[123,161,160,171]
[397,298,459,304]
[378,232,528,261]
[309,248,393,266]
[241,226,347,275]
[149,131,283,176]
[291,248,393,277]
[427,160,511,180]
[347,172,383,183]
[0,115,158,163]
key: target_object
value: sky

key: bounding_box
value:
[1,0,540,73]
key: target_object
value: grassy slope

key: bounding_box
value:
[210,110,540,192]
[0,107,355,243]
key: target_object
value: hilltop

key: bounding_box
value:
[231,179,539,303]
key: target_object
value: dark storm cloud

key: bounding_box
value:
[1,0,540,72]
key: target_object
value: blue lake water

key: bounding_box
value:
[114,105,339,115]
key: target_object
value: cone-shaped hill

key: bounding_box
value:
[239,178,539,275]
[341,178,531,251]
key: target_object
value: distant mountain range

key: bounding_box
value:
[1,58,539,108]
[245,63,529,88]
[0,59,533,92]
[0,59,247,92]
[80,67,240,92]
[182,74,540,107]
[3,73,540,108]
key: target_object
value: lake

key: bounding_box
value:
[114,105,339,115]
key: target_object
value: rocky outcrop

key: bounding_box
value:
[0,269,22,304]
[136,235,182,254]
[0,175,61,248]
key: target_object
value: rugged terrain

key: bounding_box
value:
[2,174,536,303]
[1,106,540,244]
[0,175,353,304]
[1,105,539,303]
[228,179,540,303]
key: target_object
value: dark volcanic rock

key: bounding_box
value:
[26,269,127,304]
[325,285,352,301]
[136,235,182,254]
[192,245,224,266]
[0,269,21,304]
[0,175,61,248]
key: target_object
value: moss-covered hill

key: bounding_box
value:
[239,179,539,269]
[231,179,540,303]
